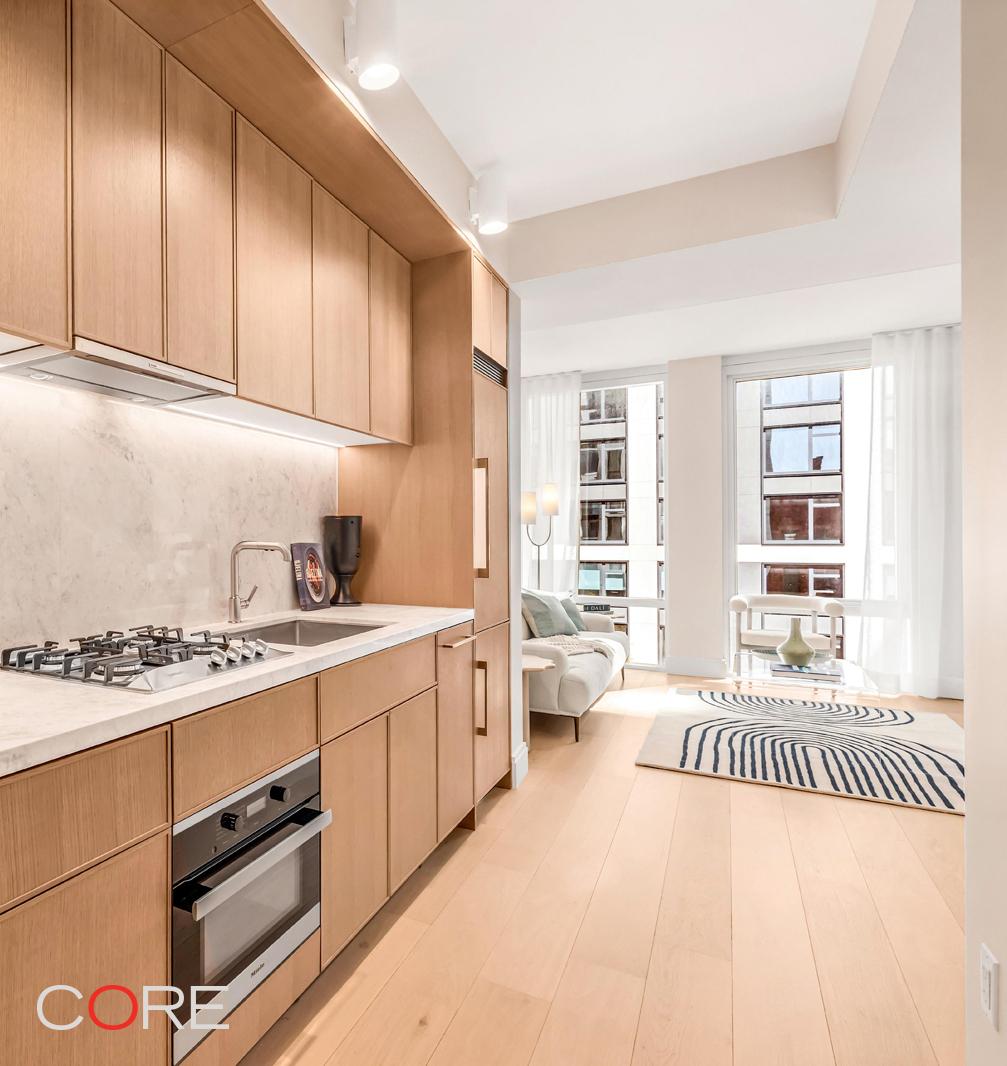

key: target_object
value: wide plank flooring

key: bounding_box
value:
[242,670,964,1066]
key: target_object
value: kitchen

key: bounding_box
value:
[0,1,516,1064]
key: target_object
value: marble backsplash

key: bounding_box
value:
[0,377,339,647]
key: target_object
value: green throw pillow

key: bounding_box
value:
[521,590,578,638]
[559,596,587,631]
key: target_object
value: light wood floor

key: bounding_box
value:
[244,670,965,1066]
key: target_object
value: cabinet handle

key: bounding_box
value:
[439,635,476,649]
[473,458,490,579]
[475,659,489,736]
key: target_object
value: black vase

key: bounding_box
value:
[323,515,362,606]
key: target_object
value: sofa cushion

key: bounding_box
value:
[521,590,577,638]
[523,634,627,715]
[559,596,587,631]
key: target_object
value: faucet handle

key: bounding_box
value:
[242,584,259,609]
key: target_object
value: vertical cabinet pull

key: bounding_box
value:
[474,659,489,736]
[473,458,490,579]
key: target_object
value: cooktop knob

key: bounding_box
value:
[239,641,256,660]
[220,811,244,832]
[270,785,291,803]
[208,648,228,668]
[225,642,242,663]
[252,639,268,656]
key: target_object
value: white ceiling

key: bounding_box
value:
[397,0,876,220]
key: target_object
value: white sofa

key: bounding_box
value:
[521,613,628,741]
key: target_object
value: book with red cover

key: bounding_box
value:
[291,542,328,611]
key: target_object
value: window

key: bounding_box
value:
[764,494,842,544]
[580,500,626,543]
[762,372,841,408]
[580,387,627,424]
[657,497,665,545]
[580,438,626,483]
[578,561,628,597]
[657,432,665,482]
[763,563,844,598]
[657,561,665,599]
[763,422,840,475]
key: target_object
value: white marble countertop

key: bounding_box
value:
[0,603,473,779]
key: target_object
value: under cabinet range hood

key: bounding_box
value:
[0,331,389,449]
[0,334,233,405]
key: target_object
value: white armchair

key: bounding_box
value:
[729,593,843,671]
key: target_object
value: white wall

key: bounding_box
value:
[0,378,338,646]
[665,356,726,676]
[963,1,1007,1059]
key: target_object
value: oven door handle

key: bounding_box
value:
[190,806,332,922]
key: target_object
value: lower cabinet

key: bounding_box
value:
[0,833,169,1066]
[436,622,475,840]
[389,688,438,891]
[320,714,389,965]
[475,622,512,802]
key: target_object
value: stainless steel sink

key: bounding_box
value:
[227,619,384,647]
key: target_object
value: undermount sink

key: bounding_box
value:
[227,619,385,647]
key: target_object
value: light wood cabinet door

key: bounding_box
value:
[471,257,494,359]
[72,0,163,359]
[490,274,508,367]
[389,688,438,891]
[473,371,510,631]
[368,231,412,443]
[0,833,169,1066]
[0,0,69,347]
[437,623,475,840]
[320,715,388,965]
[313,183,370,432]
[475,622,511,802]
[235,117,313,415]
[165,56,234,381]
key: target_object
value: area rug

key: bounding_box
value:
[635,689,964,814]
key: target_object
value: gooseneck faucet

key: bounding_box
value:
[228,541,293,623]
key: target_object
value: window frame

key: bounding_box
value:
[761,562,845,598]
[762,420,843,478]
[762,493,844,546]
[580,386,628,425]
[761,372,844,411]
[580,499,628,544]
[580,437,627,484]
[577,560,629,598]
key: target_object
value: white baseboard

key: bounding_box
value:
[665,655,728,679]
[510,742,529,788]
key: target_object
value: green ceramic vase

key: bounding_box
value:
[777,616,815,666]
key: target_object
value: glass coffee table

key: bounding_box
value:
[731,648,878,696]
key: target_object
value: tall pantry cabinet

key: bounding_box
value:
[339,250,512,812]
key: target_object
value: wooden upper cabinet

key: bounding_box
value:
[368,232,412,444]
[490,274,508,367]
[313,184,370,432]
[473,371,510,631]
[471,257,493,358]
[235,117,313,415]
[165,56,235,381]
[0,834,169,1066]
[0,0,69,347]
[72,0,163,359]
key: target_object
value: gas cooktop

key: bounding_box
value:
[0,625,291,693]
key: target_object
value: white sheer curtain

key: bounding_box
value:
[521,372,581,592]
[858,325,963,698]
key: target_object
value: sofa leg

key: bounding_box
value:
[573,716,580,743]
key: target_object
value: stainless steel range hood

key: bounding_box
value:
[0,333,234,405]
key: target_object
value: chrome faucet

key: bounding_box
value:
[228,541,293,623]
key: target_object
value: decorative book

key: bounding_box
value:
[291,542,328,611]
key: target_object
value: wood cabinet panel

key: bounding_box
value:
[368,231,412,443]
[319,636,435,743]
[165,55,235,381]
[475,622,511,801]
[473,372,510,631]
[181,931,320,1066]
[471,257,494,359]
[0,0,69,347]
[0,728,168,912]
[313,183,370,432]
[72,0,163,359]
[321,715,388,964]
[437,622,476,840]
[389,688,438,891]
[490,274,508,368]
[173,676,318,818]
[0,834,169,1066]
[235,116,313,415]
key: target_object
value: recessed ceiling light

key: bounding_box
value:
[29,371,53,381]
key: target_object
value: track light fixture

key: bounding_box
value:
[344,0,400,92]
[469,164,509,236]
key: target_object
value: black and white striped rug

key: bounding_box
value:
[635,690,964,814]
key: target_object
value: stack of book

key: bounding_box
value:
[770,661,842,683]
